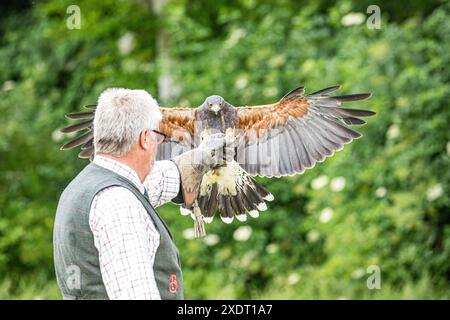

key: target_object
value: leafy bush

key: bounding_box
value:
[0,0,448,299]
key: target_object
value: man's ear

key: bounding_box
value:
[139,129,150,150]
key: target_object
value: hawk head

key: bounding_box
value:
[202,95,228,115]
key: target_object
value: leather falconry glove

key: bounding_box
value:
[172,132,233,207]
[172,132,236,237]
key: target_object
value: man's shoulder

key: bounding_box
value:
[58,163,130,215]
[89,185,155,233]
[64,163,106,190]
[93,185,137,208]
[64,163,125,195]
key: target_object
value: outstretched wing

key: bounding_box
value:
[59,105,198,160]
[59,105,96,159]
[235,85,375,177]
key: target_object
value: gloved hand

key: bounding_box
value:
[172,132,235,208]
[192,133,235,168]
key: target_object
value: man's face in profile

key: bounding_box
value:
[142,128,163,177]
[148,130,159,168]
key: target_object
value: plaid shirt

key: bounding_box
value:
[89,155,180,300]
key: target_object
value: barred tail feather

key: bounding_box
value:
[198,161,275,225]
[250,177,274,201]
[202,183,218,224]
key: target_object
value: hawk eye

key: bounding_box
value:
[208,103,212,107]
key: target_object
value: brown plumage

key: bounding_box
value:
[159,108,196,138]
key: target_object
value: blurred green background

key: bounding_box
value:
[0,0,449,299]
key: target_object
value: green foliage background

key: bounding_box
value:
[0,0,449,299]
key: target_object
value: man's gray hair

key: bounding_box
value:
[93,88,162,157]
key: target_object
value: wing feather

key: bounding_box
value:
[235,86,374,177]
[156,107,197,160]
[59,104,198,160]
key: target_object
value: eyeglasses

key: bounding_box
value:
[152,129,166,144]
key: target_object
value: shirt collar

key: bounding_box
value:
[93,155,146,194]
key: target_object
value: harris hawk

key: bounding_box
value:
[60,85,374,237]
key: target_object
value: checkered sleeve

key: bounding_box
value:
[145,160,181,208]
[89,187,161,300]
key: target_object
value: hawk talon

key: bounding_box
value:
[192,202,206,238]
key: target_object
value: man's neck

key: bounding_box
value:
[96,153,149,183]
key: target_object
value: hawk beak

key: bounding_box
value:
[211,104,220,114]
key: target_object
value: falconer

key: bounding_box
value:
[53,88,232,299]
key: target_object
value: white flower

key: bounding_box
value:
[240,251,256,267]
[287,273,300,285]
[36,62,46,73]
[203,234,220,246]
[117,32,135,55]
[51,129,64,143]
[234,75,248,89]
[319,208,333,223]
[375,187,387,198]
[265,243,279,254]
[182,228,195,240]
[447,141,450,156]
[306,230,320,243]
[427,184,443,202]
[269,55,286,68]
[2,80,15,91]
[341,12,365,26]
[233,225,252,241]
[331,177,346,192]
[225,28,247,48]
[396,96,409,108]
[352,268,365,279]
[311,175,329,190]
[263,87,278,97]
[386,124,400,139]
